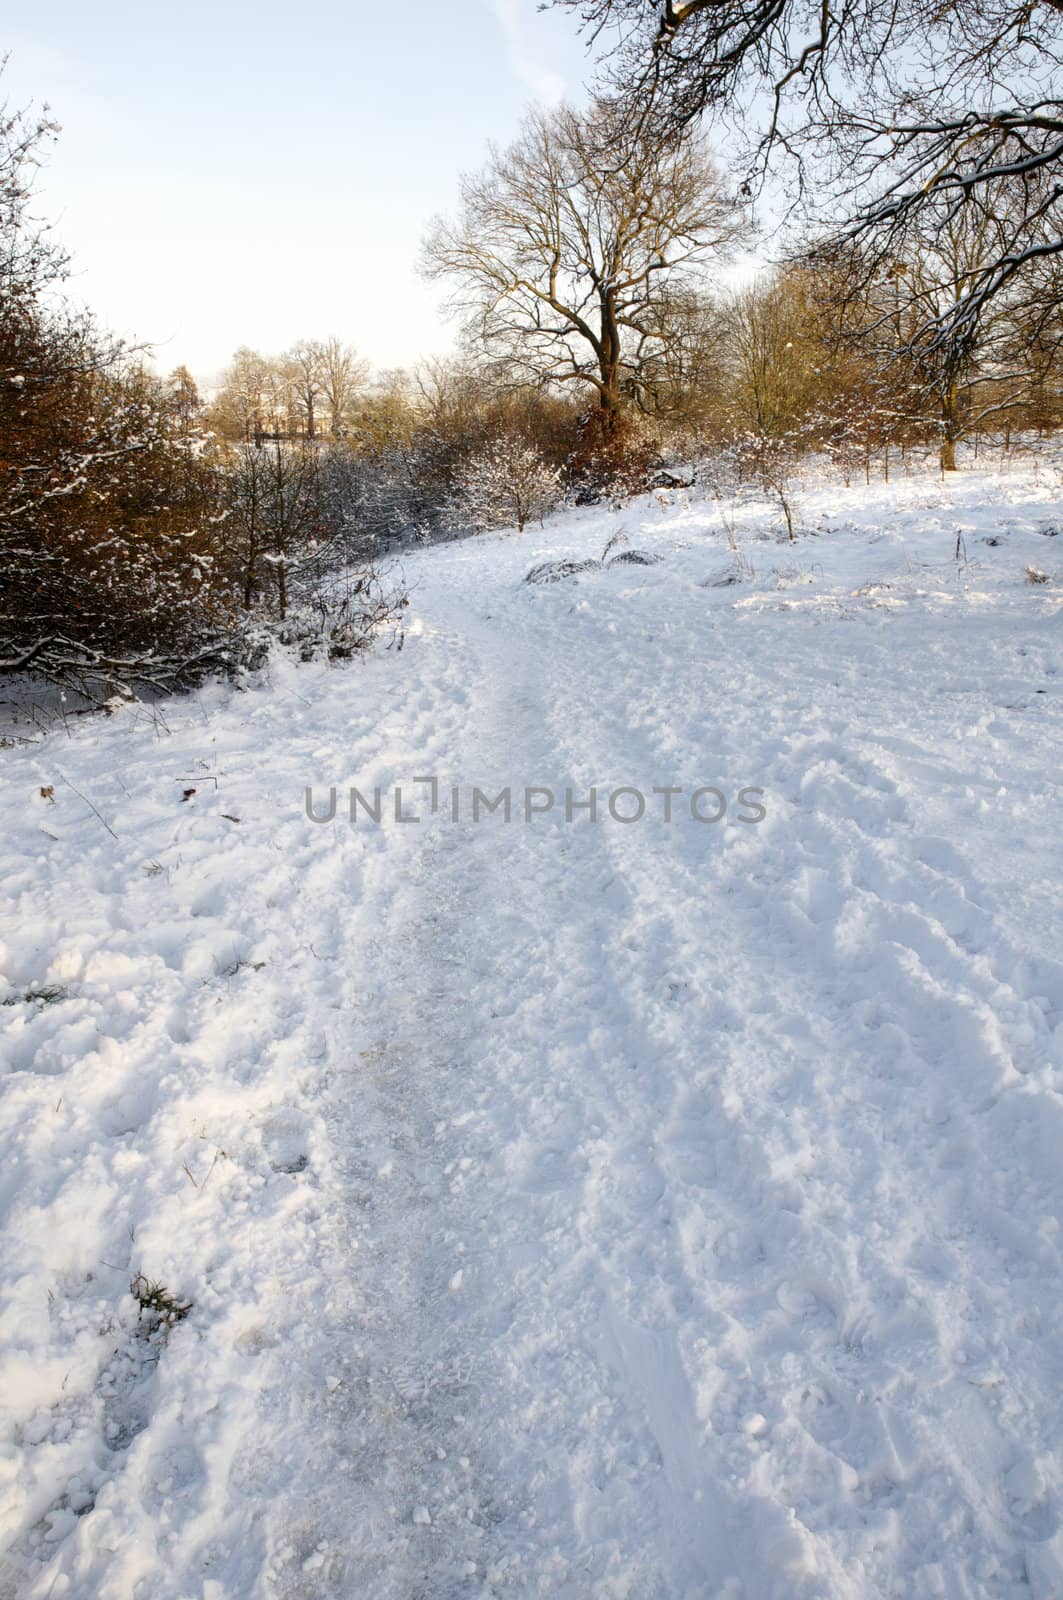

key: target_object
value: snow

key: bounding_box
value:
[1,451,1062,1598]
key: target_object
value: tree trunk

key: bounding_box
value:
[597,391,622,429]
[940,378,960,472]
[277,557,287,621]
[243,532,257,610]
[598,290,623,429]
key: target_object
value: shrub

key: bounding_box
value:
[446,435,560,533]
[566,409,661,503]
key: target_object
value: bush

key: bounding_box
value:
[272,569,409,661]
[566,410,661,503]
[446,434,560,533]
[0,334,244,696]
[0,96,243,699]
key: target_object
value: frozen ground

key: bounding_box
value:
[1,452,1062,1599]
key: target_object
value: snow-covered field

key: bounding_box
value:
[2,454,1063,1600]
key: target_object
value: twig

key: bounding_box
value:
[54,768,119,840]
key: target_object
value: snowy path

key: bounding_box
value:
[2,463,1063,1598]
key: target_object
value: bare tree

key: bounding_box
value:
[550,0,1063,347]
[315,336,369,437]
[821,172,1056,468]
[212,347,292,442]
[421,99,743,428]
[167,364,201,433]
[284,339,324,439]
[720,277,813,444]
[0,79,65,306]
[256,440,321,618]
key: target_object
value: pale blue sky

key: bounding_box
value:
[2,0,592,382]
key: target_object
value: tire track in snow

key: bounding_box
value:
[308,605,767,1596]
[337,597,839,1597]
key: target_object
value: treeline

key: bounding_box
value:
[205,248,1063,543]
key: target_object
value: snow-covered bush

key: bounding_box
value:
[0,340,246,697]
[696,443,750,550]
[447,436,561,533]
[750,433,803,543]
[272,568,409,661]
[696,432,804,544]
[525,533,659,584]
[344,440,441,548]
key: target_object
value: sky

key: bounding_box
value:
[2,0,595,384]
